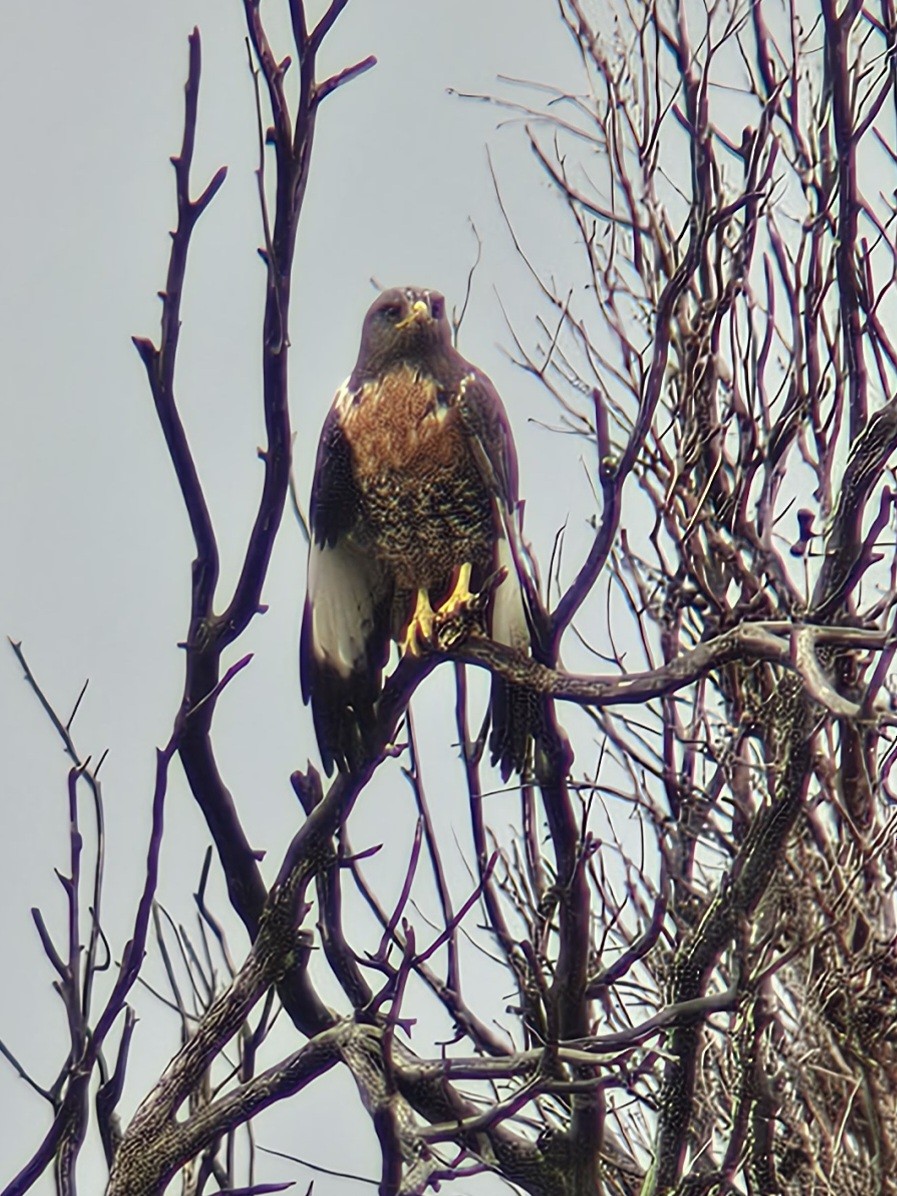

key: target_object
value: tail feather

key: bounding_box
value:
[490,677,541,780]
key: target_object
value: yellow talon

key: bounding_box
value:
[400,587,436,657]
[399,565,480,658]
[438,562,476,619]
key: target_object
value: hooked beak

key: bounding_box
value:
[395,299,432,330]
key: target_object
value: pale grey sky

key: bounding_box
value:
[0,3,616,1192]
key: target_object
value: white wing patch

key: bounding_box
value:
[491,526,530,652]
[308,538,379,678]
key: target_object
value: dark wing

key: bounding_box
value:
[457,369,537,778]
[457,368,519,515]
[305,400,359,548]
[300,393,391,774]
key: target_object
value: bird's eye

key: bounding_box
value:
[430,296,444,320]
[380,304,402,322]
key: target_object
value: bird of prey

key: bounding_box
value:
[301,286,533,776]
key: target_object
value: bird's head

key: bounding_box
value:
[353,287,452,380]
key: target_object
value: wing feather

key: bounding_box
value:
[456,366,537,777]
[457,369,519,513]
[308,389,359,548]
[300,383,391,774]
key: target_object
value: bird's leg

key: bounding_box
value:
[432,561,486,649]
[436,561,477,619]
[401,565,482,656]
[399,587,437,658]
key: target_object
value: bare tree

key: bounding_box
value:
[476,1,897,1191]
[6,1,897,1194]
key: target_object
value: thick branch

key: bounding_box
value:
[444,620,889,717]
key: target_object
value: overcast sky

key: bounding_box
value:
[0,3,615,1192]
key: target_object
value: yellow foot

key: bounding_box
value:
[400,587,436,658]
[433,562,485,648]
[399,564,481,658]
[438,562,476,620]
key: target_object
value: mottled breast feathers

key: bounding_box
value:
[300,286,532,776]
